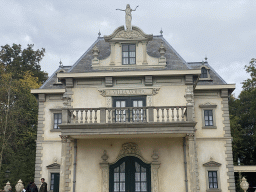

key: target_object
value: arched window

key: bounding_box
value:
[109,156,151,192]
[201,67,208,78]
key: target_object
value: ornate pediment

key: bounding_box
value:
[46,162,60,169]
[104,26,153,42]
[203,160,221,167]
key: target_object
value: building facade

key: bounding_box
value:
[32,17,236,192]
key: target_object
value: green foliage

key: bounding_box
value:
[230,58,256,191]
[0,44,47,189]
[0,44,47,84]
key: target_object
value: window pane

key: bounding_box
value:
[120,162,125,172]
[123,52,129,57]
[129,45,136,51]
[135,183,140,191]
[116,101,121,108]
[114,167,119,172]
[114,183,119,191]
[141,182,147,191]
[130,52,135,57]
[120,183,125,191]
[123,45,128,51]
[141,173,146,181]
[121,101,126,107]
[130,58,136,64]
[123,58,129,64]
[138,101,143,107]
[114,173,119,181]
[135,173,140,181]
[120,173,125,181]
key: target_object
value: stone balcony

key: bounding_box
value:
[59,105,196,138]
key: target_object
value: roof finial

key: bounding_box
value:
[205,55,208,62]
[59,59,63,68]
[160,28,163,36]
[98,30,101,37]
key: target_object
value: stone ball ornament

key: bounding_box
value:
[240,177,249,192]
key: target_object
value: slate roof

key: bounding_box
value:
[40,35,227,89]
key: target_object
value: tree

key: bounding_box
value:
[0,44,47,189]
[230,58,256,191]
[0,44,47,84]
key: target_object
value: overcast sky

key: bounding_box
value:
[1,0,255,97]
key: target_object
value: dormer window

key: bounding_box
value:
[201,67,208,78]
[122,44,136,65]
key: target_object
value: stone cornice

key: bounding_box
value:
[57,70,201,79]
[195,84,235,90]
[31,89,65,94]
[59,121,197,137]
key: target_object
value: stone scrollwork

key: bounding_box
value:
[115,30,144,39]
[152,88,160,95]
[118,142,142,158]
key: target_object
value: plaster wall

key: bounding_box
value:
[40,141,62,189]
[76,138,185,192]
[196,139,229,191]
[194,94,225,138]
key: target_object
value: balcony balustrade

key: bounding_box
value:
[62,106,193,125]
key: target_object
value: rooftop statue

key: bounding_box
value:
[116,4,139,31]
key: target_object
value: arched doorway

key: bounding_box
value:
[109,156,151,192]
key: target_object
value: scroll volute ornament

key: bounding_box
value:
[240,177,249,192]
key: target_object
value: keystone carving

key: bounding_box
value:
[115,30,143,39]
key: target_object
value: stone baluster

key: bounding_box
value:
[156,108,160,122]
[85,109,88,123]
[120,109,124,123]
[143,108,146,122]
[94,109,97,123]
[89,109,93,123]
[126,109,129,122]
[181,107,185,121]
[176,107,179,121]
[75,110,79,123]
[112,110,115,123]
[108,109,111,123]
[166,108,170,122]
[161,108,165,122]
[80,110,83,123]
[139,108,142,122]
[69,109,74,123]
[171,107,174,121]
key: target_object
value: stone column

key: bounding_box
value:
[142,41,148,65]
[110,43,115,65]
[187,134,199,192]
[59,136,68,192]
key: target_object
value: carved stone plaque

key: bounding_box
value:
[98,88,160,97]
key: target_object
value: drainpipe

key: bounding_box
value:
[73,139,77,192]
[183,137,188,192]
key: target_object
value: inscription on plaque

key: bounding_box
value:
[98,88,160,97]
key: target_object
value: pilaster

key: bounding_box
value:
[187,134,200,192]
[59,136,72,192]
[34,94,45,186]
[221,90,236,191]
